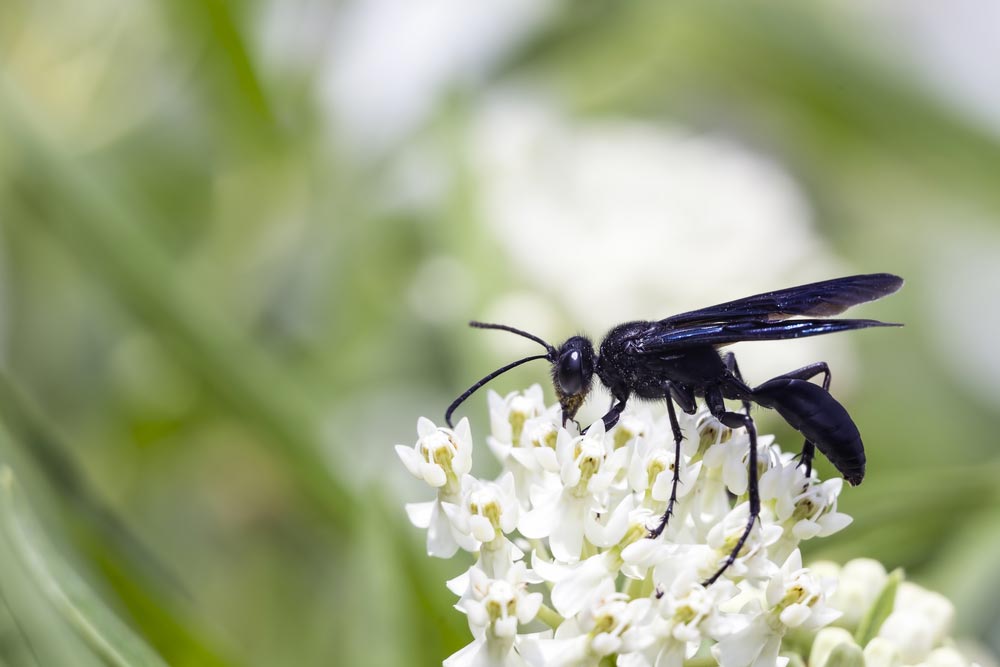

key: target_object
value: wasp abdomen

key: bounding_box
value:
[752,378,865,485]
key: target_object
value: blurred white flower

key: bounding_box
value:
[320,0,555,152]
[810,627,861,667]
[851,0,1000,134]
[878,582,956,664]
[468,95,853,387]
[818,558,888,631]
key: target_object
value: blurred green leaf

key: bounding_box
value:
[515,2,1000,210]
[854,568,902,646]
[0,367,236,667]
[0,78,356,530]
[0,465,167,666]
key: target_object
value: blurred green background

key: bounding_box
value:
[2,0,1000,664]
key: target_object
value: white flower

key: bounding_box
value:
[626,421,703,515]
[703,502,784,582]
[485,386,562,503]
[520,580,653,667]
[445,473,520,544]
[397,385,986,667]
[759,460,852,562]
[765,550,839,630]
[397,417,477,557]
[918,647,975,667]
[694,432,778,540]
[518,423,627,562]
[488,386,552,447]
[714,550,839,667]
[404,497,478,558]
[396,417,472,493]
[556,421,626,494]
[447,562,545,667]
[531,550,617,619]
[620,571,738,667]
[532,495,653,617]
[457,563,544,632]
[443,472,523,576]
[702,432,777,498]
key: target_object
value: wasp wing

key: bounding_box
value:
[637,318,901,351]
[658,273,903,326]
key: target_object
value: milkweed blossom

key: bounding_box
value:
[398,385,982,667]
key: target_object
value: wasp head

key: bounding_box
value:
[552,336,595,425]
[446,322,597,430]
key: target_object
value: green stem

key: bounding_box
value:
[685,658,718,667]
[624,575,650,600]
[536,603,563,630]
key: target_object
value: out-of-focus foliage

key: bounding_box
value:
[1,0,999,664]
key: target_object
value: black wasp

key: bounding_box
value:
[446,273,903,584]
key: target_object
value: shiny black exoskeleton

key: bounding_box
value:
[445,273,903,584]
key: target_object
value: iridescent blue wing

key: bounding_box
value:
[636,318,900,351]
[658,273,903,326]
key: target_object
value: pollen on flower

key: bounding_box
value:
[398,385,983,667]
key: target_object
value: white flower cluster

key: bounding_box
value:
[805,559,981,667]
[396,385,978,667]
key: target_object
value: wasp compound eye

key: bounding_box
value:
[557,350,584,395]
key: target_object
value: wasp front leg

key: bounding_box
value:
[648,382,695,539]
[582,394,629,434]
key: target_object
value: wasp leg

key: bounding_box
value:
[648,393,685,539]
[763,362,830,478]
[583,396,628,434]
[702,386,760,586]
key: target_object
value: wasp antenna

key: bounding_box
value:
[469,321,557,357]
[445,354,550,428]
